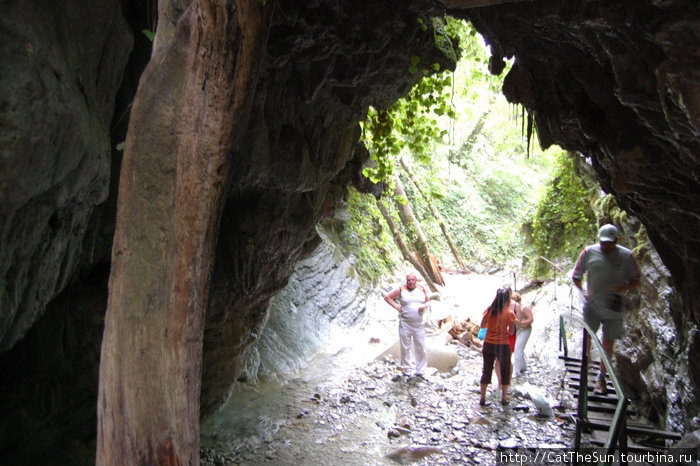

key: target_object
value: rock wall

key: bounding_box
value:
[0,0,132,352]
[0,265,108,465]
[243,223,370,385]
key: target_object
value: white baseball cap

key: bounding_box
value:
[598,224,619,242]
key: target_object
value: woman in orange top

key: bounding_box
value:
[479,286,517,406]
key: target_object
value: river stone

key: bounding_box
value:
[375,332,459,373]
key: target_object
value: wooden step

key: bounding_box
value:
[560,355,600,365]
[585,404,637,416]
[560,351,682,453]
[583,419,682,441]
[589,437,668,454]
[568,382,618,396]
[568,374,613,384]
[573,392,620,404]
[564,364,599,374]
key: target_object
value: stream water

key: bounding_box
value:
[200,273,583,465]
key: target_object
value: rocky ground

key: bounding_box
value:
[201,274,588,465]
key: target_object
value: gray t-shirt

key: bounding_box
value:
[572,244,640,313]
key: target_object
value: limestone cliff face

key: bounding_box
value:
[243,223,371,385]
[0,0,698,463]
[0,0,133,352]
[198,1,455,415]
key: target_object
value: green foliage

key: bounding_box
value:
[431,17,459,64]
[141,29,155,42]
[361,68,455,183]
[352,18,593,280]
[444,18,504,96]
[336,188,399,283]
[361,16,462,184]
[423,141,556,270]
[529,151,597,277]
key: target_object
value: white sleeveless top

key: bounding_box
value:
[400,286,426,325]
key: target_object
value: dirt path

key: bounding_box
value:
[201,273,582,465]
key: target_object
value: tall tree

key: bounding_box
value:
[399,157,471,274]
[392,172,445,286]
[376,200,438,292]
[96,1,273,464]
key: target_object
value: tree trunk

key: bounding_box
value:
[449,109,490,167]
[392,172,445,286]
[399,157,471,274]
[376,200,438,293]
[96,1,272,465]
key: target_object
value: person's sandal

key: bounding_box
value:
[479,399,491,406]
[501,398,509,406]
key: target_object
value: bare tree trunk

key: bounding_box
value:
[392,172,445,286]
[448,109,490,167]
[97,1,272,465]
[376,200,438,292]
[399,157,471,274]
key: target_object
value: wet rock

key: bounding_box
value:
[499,437,518,449]
[376,333,459,373]
[385,444,445,464]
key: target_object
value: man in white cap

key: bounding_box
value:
[572,224,641,394]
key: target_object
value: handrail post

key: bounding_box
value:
[574,328,589,451]
[618,415,628,466]
[560,315,568,357]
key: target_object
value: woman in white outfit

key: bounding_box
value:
[384,272,430,377]
[512,296,533,376]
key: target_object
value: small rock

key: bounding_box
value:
[499,437,518,449]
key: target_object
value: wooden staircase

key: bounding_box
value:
[560,355,682,455]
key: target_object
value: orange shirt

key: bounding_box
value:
[482,304,516,345]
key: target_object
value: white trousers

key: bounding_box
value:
[512,326,532,375]
[399,320,427,375]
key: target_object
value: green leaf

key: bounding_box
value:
[142,29,155,42]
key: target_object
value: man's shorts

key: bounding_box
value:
[583,300,624,341]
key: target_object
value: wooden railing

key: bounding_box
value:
[560,314,629,465]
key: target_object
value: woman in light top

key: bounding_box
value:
[479,286,516,406]
[384,272,430,378]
